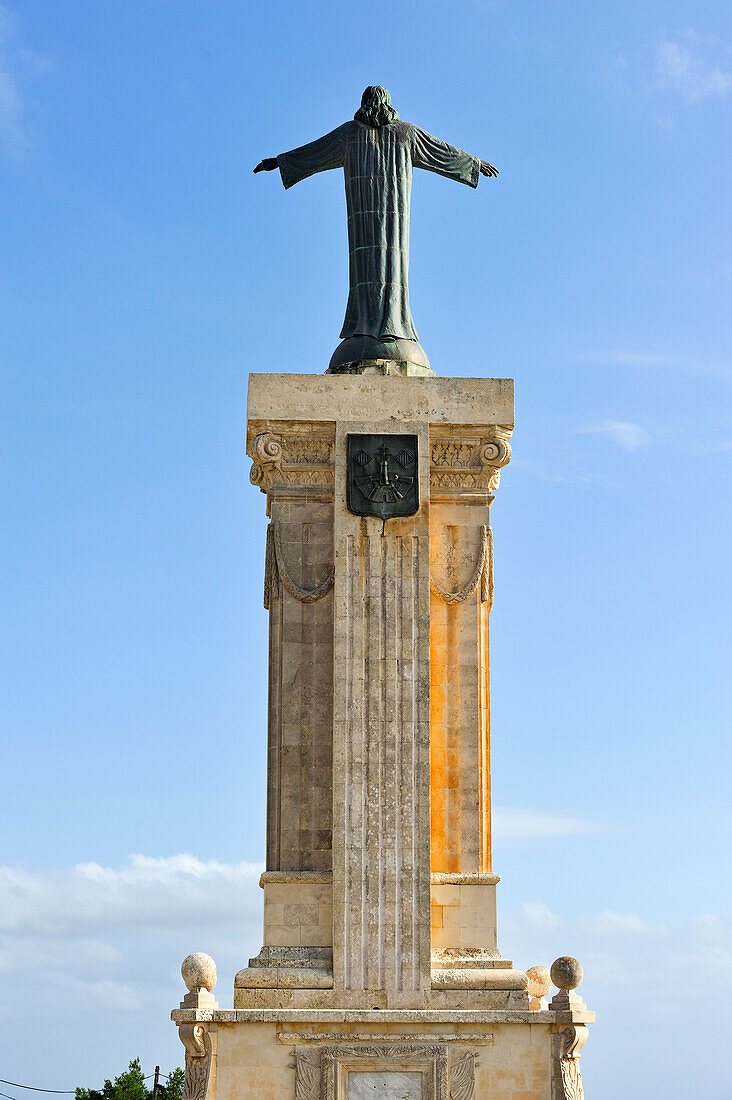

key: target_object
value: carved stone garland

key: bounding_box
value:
[551,1026,588,1100]
[294,1043,477,1100]
[429,525,493,610]
[264,521,335,609]
[178,1024,212,1100]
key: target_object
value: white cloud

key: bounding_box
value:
[655,37,732,103]
[493,807,603,845]
[521,902,561,932]
[583,910,659,937]
[0,853,264,937]
[48,975,143,1013]
[690,913,727,940]
[578,419,651,451]
[1,854,729,1092]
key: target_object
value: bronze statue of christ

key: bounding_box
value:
[254,86,498,372]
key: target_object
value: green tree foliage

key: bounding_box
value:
[76,1059,184,1100]
[160,1068,184,1100]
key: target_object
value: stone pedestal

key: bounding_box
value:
[172,372,594,1099]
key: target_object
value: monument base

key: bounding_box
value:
[327,335,433,375]
[172,1006,594,1099]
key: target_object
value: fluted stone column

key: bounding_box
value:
[239,373,519,1011]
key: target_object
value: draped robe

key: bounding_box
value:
[277,120,480,342]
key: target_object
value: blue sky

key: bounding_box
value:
[0,1,730,1097]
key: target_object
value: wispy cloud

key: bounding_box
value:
[575,349,732,378]
[521,902,562,933]
[583,910,660,937]
[0,4,51,160]
[599,351,674,367]
[577,420,651,451]
[655,36,732,103]
[493,807,604,845]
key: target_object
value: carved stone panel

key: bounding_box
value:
[348,1072,422,1098]
[294,1044,476,1100]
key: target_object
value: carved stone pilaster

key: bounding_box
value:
[178,1023,213,1100]
[248,427,335,498]
[430,428,512,501]
[551,1025,588,1100]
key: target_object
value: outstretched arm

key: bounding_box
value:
[412,126,499,187]
[411,126,483,188]
[254,124,349,189]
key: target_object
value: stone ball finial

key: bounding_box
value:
[181,952,217,993]
[550,956,583,991]
[526,965,552,1000]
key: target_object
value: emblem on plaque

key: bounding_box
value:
[346,434,419,519]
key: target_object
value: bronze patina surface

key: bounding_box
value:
[254,86,498,373]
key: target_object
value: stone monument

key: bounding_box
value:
[172,88,594,1099]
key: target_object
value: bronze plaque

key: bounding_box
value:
[346,434,419,519]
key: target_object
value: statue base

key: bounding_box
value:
[327,335,434,376]
[170,372,594,1100]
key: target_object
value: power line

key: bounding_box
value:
[0,1072,174,1096]
[0,1085,74,1096]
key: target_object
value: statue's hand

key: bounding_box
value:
[253,158,279,173]
[480,161,499,177]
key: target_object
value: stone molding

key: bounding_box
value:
[431,968,527,990]
[430,873,500,885]
[171,1007,595,1024]
[264,521,334,608]
[236,966,333,989]
[260,870,333,886]
[178,1024,212,1100]
[431,949,508,970]
[429,428,512,501]
[278,1032,493,1045]
[292,1042,478,1100]
[551,1025,588,1100]
[248,428,335,498]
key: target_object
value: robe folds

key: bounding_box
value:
[277,120,480,342]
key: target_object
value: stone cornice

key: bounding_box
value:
[171,1007,596,1025]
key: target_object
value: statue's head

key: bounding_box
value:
[354,86,399,128]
